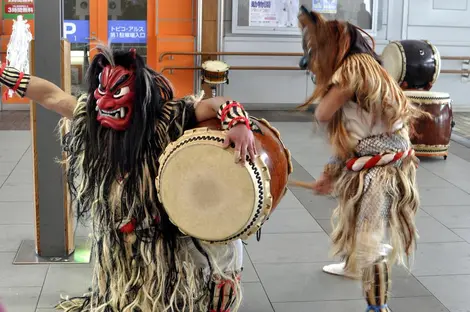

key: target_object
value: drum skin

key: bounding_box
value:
[406,91,453,158]
[382,40,441,90]
[201,60,229,84]
[196,117,292,215]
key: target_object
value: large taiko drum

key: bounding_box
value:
[404,90,453,159]
[382,40,441,90]
[156,117,293,244]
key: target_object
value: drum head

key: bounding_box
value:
[382,42,405,83]
[202,60,229,72]
[426,40,441,85]
[404,90,450,99]
[158,139,258,241]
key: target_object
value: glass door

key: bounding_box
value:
[63,0,155,97]
[64,0,97,97]
[107,0,148,63]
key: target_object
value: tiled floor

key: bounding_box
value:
[1,121,470,312]
[453,112,470,140]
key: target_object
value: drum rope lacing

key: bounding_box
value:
[158,133,265,243]
[346,149,415,171]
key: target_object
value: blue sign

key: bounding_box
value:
[250,1,272,8]
[108,20,147,44]
[63,20,147,44]
[64,20,89,43]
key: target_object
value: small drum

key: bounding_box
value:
[404,90,453,159]
[156,118,293,244]
[201,60,230,85]
[382,40,441,90]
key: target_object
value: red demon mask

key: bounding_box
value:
[93,65,136,131]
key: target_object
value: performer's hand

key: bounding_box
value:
[312,173,333,195]
[223,124,257,165]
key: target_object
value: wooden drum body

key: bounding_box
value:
[156,117,293,244]
[382,40,441,90]
[405,90,453,159]
[201,60,230,85]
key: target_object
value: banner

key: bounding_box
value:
[312,0,338,14]
[3,0,34,19]
[63,20,147,44]
[249,0,277,27]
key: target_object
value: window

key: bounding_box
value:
[231,0,381,36]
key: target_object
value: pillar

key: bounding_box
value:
[201,0,219,98]
[14,0,90,263]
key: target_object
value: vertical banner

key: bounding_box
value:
[3,0,35,19]
[249,0,278,27]
[312,0,338,14]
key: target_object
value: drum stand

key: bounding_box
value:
[200,69,229,98]
[209,85,219,98]
[202,81,228,98]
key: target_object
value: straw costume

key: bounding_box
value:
[298,6,424,312]
[0,46,255,312]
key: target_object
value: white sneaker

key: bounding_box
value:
[323,244,393,279]
[322,262,360,279]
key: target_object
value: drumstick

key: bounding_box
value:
[288,180,314,189]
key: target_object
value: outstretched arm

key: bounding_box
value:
[0,65,76,119]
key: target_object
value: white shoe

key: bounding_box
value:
[322,262,360,279]
[323,244,393,279]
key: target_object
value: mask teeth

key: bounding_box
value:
[120,107,125,118]
[95,105,99,111]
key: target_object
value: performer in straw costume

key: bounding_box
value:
[297,6,425,312]
[0,46,258,312]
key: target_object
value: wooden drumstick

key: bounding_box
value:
[288,180,314,189]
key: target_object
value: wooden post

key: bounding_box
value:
[29,39,75,257]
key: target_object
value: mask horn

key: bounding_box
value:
[299,5,318,24]
[129,48,137,59]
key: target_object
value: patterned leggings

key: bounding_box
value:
[363,257,391,312]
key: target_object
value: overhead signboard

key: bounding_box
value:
[63,20,147,44]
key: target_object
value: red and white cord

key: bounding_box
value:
[346,149,415,171]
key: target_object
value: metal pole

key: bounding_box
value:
[217,0,225,96]
[195,0,203,94]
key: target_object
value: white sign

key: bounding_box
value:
[312,0,338,14]
[278,0,300,28]
[63,22,76,37]
[249,0,277,27]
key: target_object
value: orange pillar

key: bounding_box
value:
[156,0,196,97]
[89,0,108,59]
[147,0,157,70]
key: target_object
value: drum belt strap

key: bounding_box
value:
[346,149,415,171]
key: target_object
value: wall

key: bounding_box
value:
[221,0,470,111]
